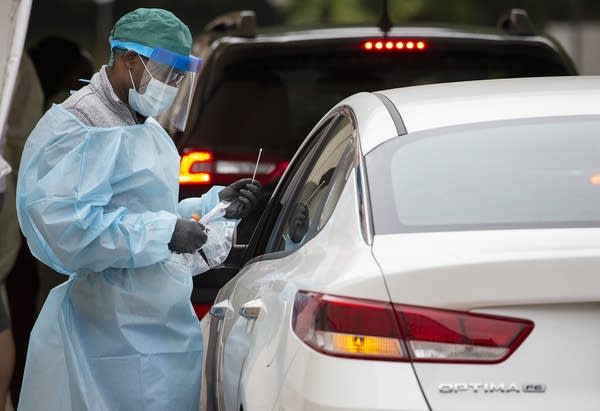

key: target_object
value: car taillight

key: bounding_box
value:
[293,291,406,361]
[180,150,213,184]
[292,291,533,363]
[179,149,289,187]
[363,39,427,51]
[395,304,533,364]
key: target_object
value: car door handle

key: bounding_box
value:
[239,298,264,320]
[209,299,234,320]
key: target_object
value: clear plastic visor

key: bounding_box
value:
[150,65,197,133]
[139,50,200,132]
[139,58,188,90]
[110,40,201,131]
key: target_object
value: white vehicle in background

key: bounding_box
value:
[200,75,600,411]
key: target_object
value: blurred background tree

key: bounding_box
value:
[281,0,600,27]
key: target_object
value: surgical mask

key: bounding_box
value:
[128,57,178,117]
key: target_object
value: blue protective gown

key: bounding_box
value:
[16,105,235,411]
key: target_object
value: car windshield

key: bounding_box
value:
[367,116,600,233]
[190,45,570,157]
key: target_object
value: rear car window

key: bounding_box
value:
[190,43,570,157]
[366,116,600,233]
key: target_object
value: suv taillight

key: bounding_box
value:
[179,149,289,186]
[292,291,533,363]
[180,150,213,184]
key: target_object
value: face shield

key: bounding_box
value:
[110,39,201,131]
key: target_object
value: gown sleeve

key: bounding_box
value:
[17,109,178,275]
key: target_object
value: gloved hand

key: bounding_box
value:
[289,202,309,243]
[168,219,208,254]
[218,178,263,219]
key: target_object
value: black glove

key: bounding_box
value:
[218,178,263,219]
[289,202,309,243]
[168,219,208,253]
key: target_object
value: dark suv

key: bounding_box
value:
[170,8,576,318]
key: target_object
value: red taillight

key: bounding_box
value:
[362,39,427,52]
[180,150,213,185]
[293,291,405,361]
[179,149,289,187]
[395,305,533,364]
[292,291,533,363]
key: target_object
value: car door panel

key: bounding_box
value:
[236,174,392,410]
[217,177,389,410]
[221,257,297,410]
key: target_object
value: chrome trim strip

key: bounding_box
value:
[342,106,374,245]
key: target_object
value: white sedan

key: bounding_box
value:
[200,76,600,411]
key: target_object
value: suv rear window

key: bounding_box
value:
[367,116,600,233]
[190,44,570,157]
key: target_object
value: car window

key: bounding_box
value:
[244,115,338,258]
[318,138,355,231]
[269,115,354,253]
[367,116,600,232]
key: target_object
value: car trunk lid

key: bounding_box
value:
[372,228,600,411]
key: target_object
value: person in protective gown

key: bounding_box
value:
[15,8,262,411]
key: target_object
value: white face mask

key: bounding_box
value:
[128,57,178,117]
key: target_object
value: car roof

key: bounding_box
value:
[213,25,560,48]
[348,75,600,154]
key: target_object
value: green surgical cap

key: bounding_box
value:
[108,8,192,66]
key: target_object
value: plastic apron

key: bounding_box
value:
[16,105,236,411]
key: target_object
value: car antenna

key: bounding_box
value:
[378,0,393,38]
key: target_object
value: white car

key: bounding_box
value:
[200,75,600,411]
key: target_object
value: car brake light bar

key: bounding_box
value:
[363,40,427,51]
[292,291,533,363]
